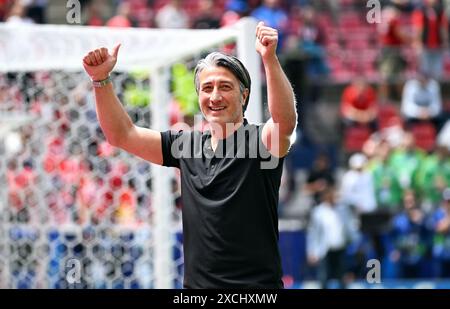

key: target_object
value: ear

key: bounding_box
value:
[242,88,249,105]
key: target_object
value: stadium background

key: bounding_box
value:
[0,0,450,289]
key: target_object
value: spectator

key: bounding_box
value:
[220,1,248,53]
[412,0,449,80]
[389,131,425,191]
[390,189,430,278]
[221,0,248,27]
[155,0,188,29]
[340,153,377,214]
[76,163,98,224]
[445,0,450,19]
[341,76,378,129]
[307,186,352,289]
[428,188,450,277]
[416,145,450,212]
[341,153,383,261]
[295,5,329,82]
[83,0,104,26]
[251,0,288,51]
[0,0,11,22]
[192,0,220,29]
[125,0,153,28]
[115,179,138,226]
[294,0,340,25]
[305,153,335,205]
[5,0,34,25]
[284,5,328,107]
[106,1,135,28]
[401,70,443,131]
[26,0,47,24]
[369,139,403,212]
[7,159,33,222]
[390,0,416,12]
[377,5,410,101]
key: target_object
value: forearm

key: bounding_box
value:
[431,83,442,116]
[430,99,442,117]
[403,103,420,118]
[263,55,297,134]
[365,107,377,120]
[402,86,419,118]
[94,83,134,146]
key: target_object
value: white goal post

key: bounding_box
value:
[0,18,262,288]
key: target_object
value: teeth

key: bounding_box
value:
[210,107,225,111]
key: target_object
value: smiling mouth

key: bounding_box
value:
[209,106,226,111]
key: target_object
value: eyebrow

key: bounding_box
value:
[200,80,234,87]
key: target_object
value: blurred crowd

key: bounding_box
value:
[1,0,450,286]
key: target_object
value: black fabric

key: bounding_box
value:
[306,168,335,204]
[160,120,284,288]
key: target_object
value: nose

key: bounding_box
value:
[210,88,222,103]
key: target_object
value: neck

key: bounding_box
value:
[209,118,244,149]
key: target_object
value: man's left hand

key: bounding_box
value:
[255,22,278,59]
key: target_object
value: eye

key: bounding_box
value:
[220,84,232,90]
[201,86,213,92]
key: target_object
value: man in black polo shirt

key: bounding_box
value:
[82,21,297,288]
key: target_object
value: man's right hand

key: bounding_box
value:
[82,44,121,81]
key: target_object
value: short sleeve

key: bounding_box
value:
[255,124,285,169]
[160,130,183,168]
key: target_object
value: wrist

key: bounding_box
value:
[91,74,110,82]
[91,74,112,88]
[261,53,279,65]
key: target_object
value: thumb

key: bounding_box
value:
[111,43,121,58]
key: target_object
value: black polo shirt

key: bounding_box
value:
[160,119,284,288]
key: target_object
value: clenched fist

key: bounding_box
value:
[82,43,121,81]
[255,22,278,59]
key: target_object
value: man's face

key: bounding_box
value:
[264,0,279,9]
[425,0,437,7]
[354,77,367,93]
[198,66,247,126]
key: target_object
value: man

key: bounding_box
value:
[430,188,450,277]
[82,22,297,288]
[412,0,449,80]
[340,76,378,129]
[401,70,443,131]
[307,186,350,289]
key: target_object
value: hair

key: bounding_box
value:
[194,52,251,113]
[319,185,335,204]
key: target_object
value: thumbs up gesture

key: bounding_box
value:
[82,43,121,81]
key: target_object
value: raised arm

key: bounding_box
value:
[256,22,297,158]
[82,44,163,165]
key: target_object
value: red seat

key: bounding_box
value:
[344,125,372,153]
[340,12,363,29]
[410,122,436,152]
[346,39,369,50]
[340,0,356,6]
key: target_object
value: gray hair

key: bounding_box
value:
[194,52,251,113]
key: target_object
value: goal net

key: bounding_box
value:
[0,18,262,289]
